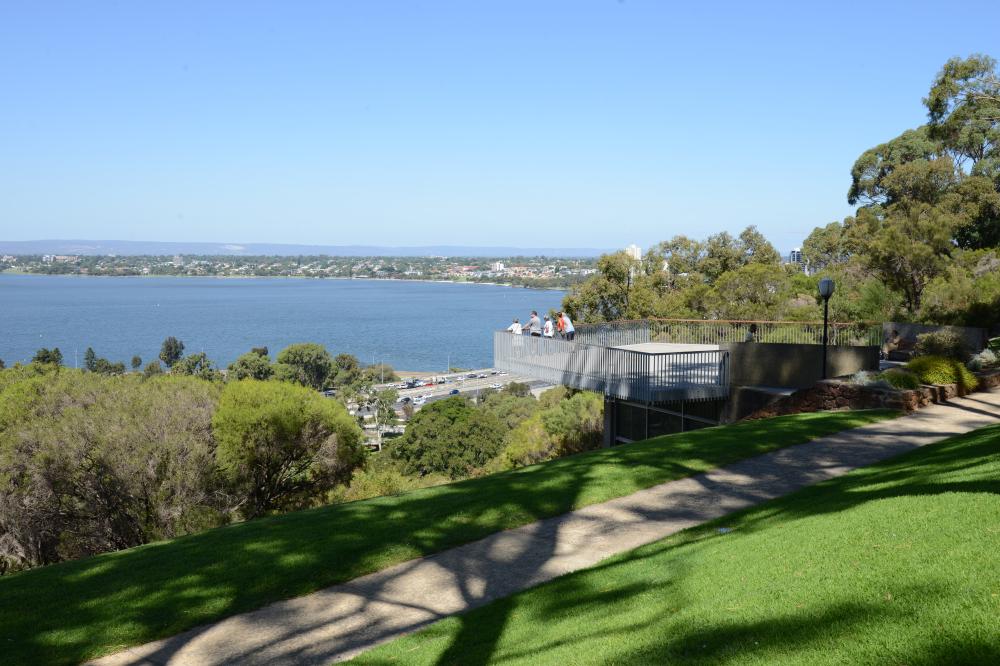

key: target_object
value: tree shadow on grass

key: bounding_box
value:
[378,421,1000,665]
[2,410,892,665]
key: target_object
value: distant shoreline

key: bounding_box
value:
[0,271,569,293]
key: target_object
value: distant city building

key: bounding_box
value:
[624,244,642,261]
[786,248,810,275]
[491,261,505,272]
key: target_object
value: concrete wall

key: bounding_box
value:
[720,342,879,389]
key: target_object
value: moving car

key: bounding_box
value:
[449,388,460,395]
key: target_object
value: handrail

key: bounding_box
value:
[574,318,881,347]
[578,317,879,327]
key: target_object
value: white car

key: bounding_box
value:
[490,383,503,390]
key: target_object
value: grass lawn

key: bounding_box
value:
[0,409,895,665]
[351,422,1000,665]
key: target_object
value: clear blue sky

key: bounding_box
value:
[2,1,998,251]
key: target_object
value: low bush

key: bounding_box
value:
[913,330,971,361]
[880,368,921,390]
[968,348,998,371]
[906,355,979,391]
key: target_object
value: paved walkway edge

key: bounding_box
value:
[91,390,1000,666]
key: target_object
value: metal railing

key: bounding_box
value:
[575,318,881,347]
[494,331,729,403]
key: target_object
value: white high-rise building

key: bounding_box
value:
[624,244,642,261]
[491,261,505,272]
[788,248,803,264]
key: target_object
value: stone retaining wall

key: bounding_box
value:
[745,368,1000,420]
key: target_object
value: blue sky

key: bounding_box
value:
[2,1,998,251]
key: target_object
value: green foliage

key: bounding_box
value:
[31,347,62,365]
[84,347,97,371]
[801,221,850,269]
[706,263,787,320]
[330,353,361,386]
[925,54,1000,248]
[171,352,220,381]
[480,391,540,430]
[328,464,449,504]
[388,397,505,479]
[360,363,399,384]
[275,343,334,390]
[844,200,961,314]
[564,226,797,324]
[227,351,275,381]
[496,392,604,470]
[130,355,142,370]
[502,381,532,398]
[142,360,164,378]
[879,368,921,390]
[0,371,223,572]
[83,347,126,375]
[913,330,971,361]
[0,409,894,665]
[906,355,979,391]
[158,336,184,368]
[212,380,364,518]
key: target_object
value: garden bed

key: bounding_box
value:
[747,368,1000,420]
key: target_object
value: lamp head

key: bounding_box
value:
[818,277,835,300]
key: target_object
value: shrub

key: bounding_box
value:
[906,355,979,391]
[387,397,505,479]
[913,330,971,361]
[213,380,364,518]
[0,371,223,572]
[880,368,921,390]
[275,343,334,390]
[968,348,998,371]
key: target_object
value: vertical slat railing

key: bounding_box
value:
[494,332,730,402]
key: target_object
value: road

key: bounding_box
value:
[373,369,552,411]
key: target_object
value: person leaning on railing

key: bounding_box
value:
[559,311,575,341]
[526,311,542,337]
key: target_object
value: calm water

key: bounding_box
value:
[0,275,565,371]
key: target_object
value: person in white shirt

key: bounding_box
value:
[543,316,554,337]
[506,318,522,335]
[559,311,575,341]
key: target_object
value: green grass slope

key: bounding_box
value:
[352,422,1000,665]
[0,409,894,665]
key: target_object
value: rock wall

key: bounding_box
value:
[745,369,1000,420]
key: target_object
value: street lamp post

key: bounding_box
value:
[818,278,835,379]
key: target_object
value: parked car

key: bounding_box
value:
[476,373,488,379]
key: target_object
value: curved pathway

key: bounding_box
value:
[92,389,1000,666]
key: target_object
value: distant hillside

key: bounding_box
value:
[0,240,609,258]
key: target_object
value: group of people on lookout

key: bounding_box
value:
[506,310,575,340]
